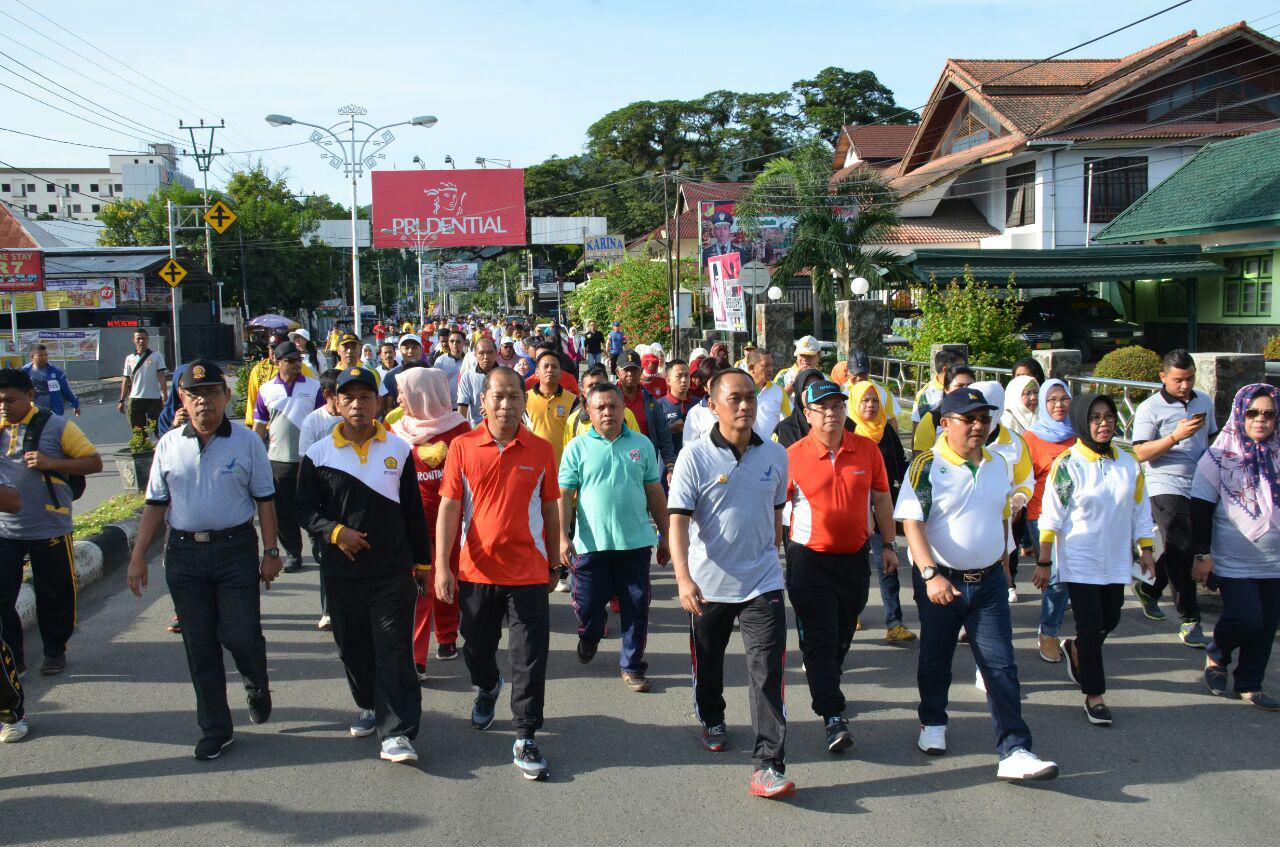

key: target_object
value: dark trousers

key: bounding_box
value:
[459,581,550,739]
[0,534,77,667]
[786,542,870,719]
[690,589,788,772]
[165,528,268,740]
[309,532,327,612]
[571,547,652,673]
[128,398,163,430]
[913,566,1032,758]
[1150,494,1199,622]
[0,618,22,721]
[1064,582,1124,697]
[324,570,421,740]
[270,461,303,561]
[1209,576,1280,694]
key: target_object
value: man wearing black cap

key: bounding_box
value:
[381,334,424,408]
[617,350,675,478]
[784,379,898,754]
[127,359,280,760]
[894,386,1058,782]
[296,366,431,765]
[252,341,324,573]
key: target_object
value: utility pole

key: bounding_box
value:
[663,173,674,349]
[238,227,250,321]
[166,199,182,365]
[180,120,225,320]
[672,177,682,358]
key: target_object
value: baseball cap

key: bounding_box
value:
[500,335,515,346]
[0,367,34,392]
[273,340,301,359]
[849,351,870,375]
[290,328,311,342]
[179,359,225,389]
[339,332,360,346]
[803,380,845,406]
[619,350,642,370]
[794,335,821,356]
[336,366,379,393]
[398,333,422,347]
[743,341,757,351]
[939,387,998,418]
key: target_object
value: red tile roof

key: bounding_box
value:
[0,203,39,249]
[1038,119,1280,142]
[951,59,1118,88]
[867,199,998,245]
[842,125,918,159]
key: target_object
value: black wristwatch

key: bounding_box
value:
[882,540,897,550]
[264,547,280,558]
[919,566,938,581]
[1035,560,1051,568]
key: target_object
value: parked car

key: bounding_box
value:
[1019,294,1144,361]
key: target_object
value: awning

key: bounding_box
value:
[903,245,1224,287]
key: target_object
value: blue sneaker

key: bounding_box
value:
[349,709,376,737]
[513,738,548,780]
[1179,621,1210,649]
[471,676,503,731]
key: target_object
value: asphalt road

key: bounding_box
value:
[4,546,1279,845]
[70,398,135,513]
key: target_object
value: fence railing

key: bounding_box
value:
[868,356,1160,444]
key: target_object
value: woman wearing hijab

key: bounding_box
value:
[1193,384,1280,710]
[1038,393,1155,725]
[1024,379,1077,663]
[390,367,472,678]
[708,342,731,368]
[360,344,377,369]
[970,382,1034,604]
[850,380,915,643]
[1002,375,1039,436]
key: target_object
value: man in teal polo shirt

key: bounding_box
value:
[558,381,670,692]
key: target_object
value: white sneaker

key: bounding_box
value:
[975,667,986,692]
[554,574,570,593]
[1008,587,1018,603]
[0,718,29,743]
[997,748,1058,781]
[380,735,418,764]
[917,724,947,755]
[317,614,332,631]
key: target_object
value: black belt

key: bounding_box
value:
[170,521,254,544]
[938,561,1002,584]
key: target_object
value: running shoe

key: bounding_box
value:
[975,667,986,692]
[0,718,29,743]
[1241,691,1280,711]
[194,735,233,760]
[246,689,272,724]
[885,624,917,643]
[317,614,332,631]
[701,722,728,752]
[917,724,947,755]
[283,557,304,573]
[1178,621,1210,649]
[380,736,418,764]
[40,653,66,676]
[436,643,458,661]
[749,766,795,799]
[1132,579,1165,620]
[1084,701,1113,726]
[513,738,549,780]
[350,709,377,737]
[1205,659,1228,696]
[824,716,852,753]
[471,677,503,731]
[1007,587,1018,604]
[554,570,570,593]
[997,748,1058,781]
[621,671,650,693]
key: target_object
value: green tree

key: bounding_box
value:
[899,270,1031,367]
[736,143,908,338]
[566,257,698,348]
[791,67,919,144]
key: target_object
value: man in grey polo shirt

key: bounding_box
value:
[127,360,282,761]
[1131,348,1218,646]
[668,367,793,800]
[456,336,498,427]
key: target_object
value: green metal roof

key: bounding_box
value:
[1095,127,1280,243]
[904,245,1223,287]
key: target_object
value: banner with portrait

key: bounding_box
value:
[707,252,746,333]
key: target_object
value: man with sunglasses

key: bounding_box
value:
[785,380,897,754]
[895,387,1058,782]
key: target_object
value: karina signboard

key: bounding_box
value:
[372,169,527,249]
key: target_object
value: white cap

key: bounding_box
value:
[689,347,708,361]
[500,335,515,346]
[290,328,310,342]
[794,335,821,356]
[399,333,422,346]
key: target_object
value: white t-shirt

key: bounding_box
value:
[123,349,167,399]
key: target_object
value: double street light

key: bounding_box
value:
[265,106,438,337]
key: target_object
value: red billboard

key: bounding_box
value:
[371,169,526,249]
[0,249,44,292]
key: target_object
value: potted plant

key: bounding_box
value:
[115,426,155,492]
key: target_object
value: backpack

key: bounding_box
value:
[22,408,87,503]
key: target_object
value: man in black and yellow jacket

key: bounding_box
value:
[296,366,431,766]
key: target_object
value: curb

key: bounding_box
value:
[18,516,140,632]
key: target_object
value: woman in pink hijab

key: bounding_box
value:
[390,367,470,679]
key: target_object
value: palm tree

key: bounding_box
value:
[736,141,907,338]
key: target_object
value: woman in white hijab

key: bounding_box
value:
[1002,374,1039,435]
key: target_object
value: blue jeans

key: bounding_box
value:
[913,566,1033,758]
[571,548,652,673]
[874,531,904,627]
[1208,576,1280,694]
[1030,518,1069,636]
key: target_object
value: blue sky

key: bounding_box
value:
[1,0,1274,202]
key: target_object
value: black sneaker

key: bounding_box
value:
[1084,701,1113,726]
[824,716,853,753]
[246,689,272,724]
[436,643,458,661]
[194,735,233,760]
[1062,639,1080,686]
[576,638,598,664]
[471,676,503,731]
[40,653,66,676]
[701,722,728,752]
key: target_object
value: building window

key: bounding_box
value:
[1223,256,1273,317]
[0,184,8,193]
[71,204,82,213]
[92,204,100,213]
[89,183,99,192]
[1157,280,1188,317]
[1005,162,1036,228]
[46,183,55,192]
[47,204,56,213]
[114,183,123,192]
[70,183,80,192]
[1084,157,1148,223]
[939,98,1004,157]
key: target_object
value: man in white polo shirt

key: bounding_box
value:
[118,328,168,432]
[668,367,793,800]
[895,386,1057,783]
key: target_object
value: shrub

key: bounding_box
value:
[899,268,1031,367]
[566,257,697,348]
[1264,335,1280,359]
[1093,345,1162,383]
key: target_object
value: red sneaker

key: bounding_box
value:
[749,766,795,799]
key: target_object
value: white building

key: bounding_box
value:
[0,143,194,221]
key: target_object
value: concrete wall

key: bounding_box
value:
[63,327,172,381]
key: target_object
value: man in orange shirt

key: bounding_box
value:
[434,366,561,782]
[785,379,898,753]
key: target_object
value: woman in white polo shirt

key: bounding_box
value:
[1037,393,1155,726]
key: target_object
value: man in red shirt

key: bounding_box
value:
[435,366,561,782]
[785,379,899,754]
[372,320,387,344]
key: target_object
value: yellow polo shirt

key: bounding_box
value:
[525,386,578,464]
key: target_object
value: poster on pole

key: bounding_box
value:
[0,249,44,292]
[699,201,795,270]
[118,275,145,304]
[372,169,526,248]
[707,253,746,332]
[19,329,100,362]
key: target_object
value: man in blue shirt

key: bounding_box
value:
[607,322,626,375]
[23,346,79,418]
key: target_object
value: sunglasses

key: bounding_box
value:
[947,414,991,426]
[1245,409,1278,421]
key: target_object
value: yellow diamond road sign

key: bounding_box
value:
[159,258,187,288]
[203,200,237,234]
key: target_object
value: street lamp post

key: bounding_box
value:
[381,227,436,328]
[265,107,437,337]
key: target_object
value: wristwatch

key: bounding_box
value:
[264,547,280,558]
[919,566,938,581]
[1036,560,1052,568]
[882,540,897,550]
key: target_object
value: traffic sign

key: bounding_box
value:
[159,259,187,288]
[203,200,237,234]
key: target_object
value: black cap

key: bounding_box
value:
[849,352,870,375]
[619,350,642,370]
[179,359,225,389]
[0,367,34,392]
[336,366,378,393]
[939,387,997,418]
[273,340,300,359]
[804,380,845,405]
